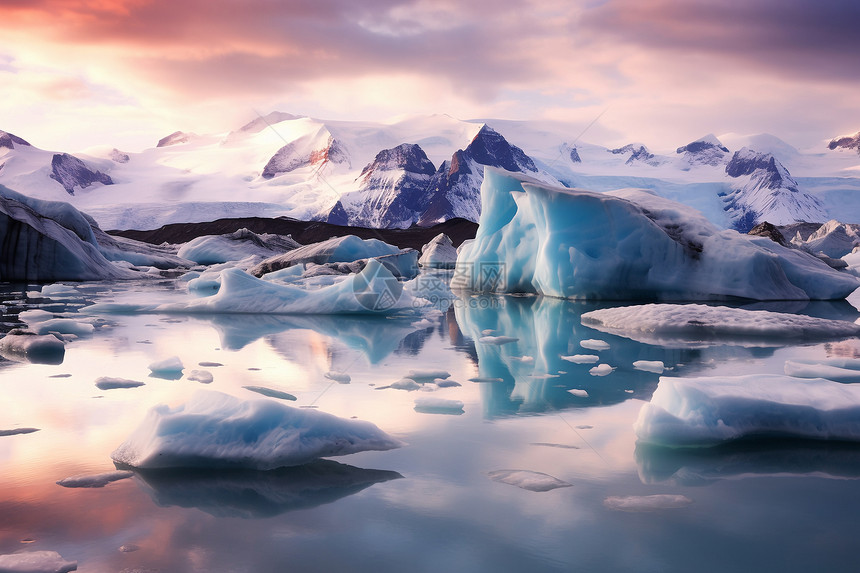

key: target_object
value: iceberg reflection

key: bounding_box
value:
[127,460,403,519]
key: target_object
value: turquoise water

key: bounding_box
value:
[1,279,859,572]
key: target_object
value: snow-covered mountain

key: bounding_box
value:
[1,118,859,232]
[828,131,860,154]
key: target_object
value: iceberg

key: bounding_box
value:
[582,304,860,347]
[418,233,458,268]
[111,390,403,470]
[455,168,859,300]
[784,360,860,383]
[635,374,860,447]
[177,228,301,265]
[248,235,402,275]
[94,377,144,390]
[0,330,65,364]
[56,470,133,488]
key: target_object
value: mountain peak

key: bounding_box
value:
[827,131,860,154]
[359,143,435,180]
[676,134,729,166]
[0,130,32,150]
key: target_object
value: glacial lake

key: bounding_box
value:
[2,275,860,572]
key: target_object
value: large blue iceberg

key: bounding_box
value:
[455,169,860,300]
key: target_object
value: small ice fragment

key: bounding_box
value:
[388,378,421,391]
[568,389,589,397]
[561,354,599,364]
[435,379,462,388]
[0,550,77,573]
[414,397,465,415]
[29,319,94,337]
[603,494,693,512]
[576,425,593,429]
[187,370,214,384]
[479,336,518,345]
[580,339,610,351]
[243,386,297,401]
[95,377,144,390]
[0,428,40,437]
[515,355,535,363]
[0,331,65,365]
[487,469,572,492]
[469,377,504,383]
[118,544,140,553]
[198,361,223,367]
[404,369,450,383]
[325,371,351,384]
[56,470,133,488]
[49,374,72,378]
[589,364,615,376]
[481,329,496,335]
[633,360,665,374]
[148,356,184,373]
[530,443,580,449]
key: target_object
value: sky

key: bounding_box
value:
[1,0,859,153]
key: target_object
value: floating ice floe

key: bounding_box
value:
[56,470,133,488]
[112,390,403,470]
[249,234,403,275]
[148,356,184,374]
[635,374,860,447]
[589,364,615,376]
[783,360,860,383]
[633,360,665,374]
[561,354,600,364]
[582,304,860,346]
[0,550,77,573]
[0,428,39,437]
[413,397,465,415]
[567,389,589,397]
[383,378,421,391]
[324,371,352,384]
[94,377,144,390]
[580,339,610,351]
[0,331,65,364]
[479,335,518,345]
[187,370,214,384]
[603,494,692,512]
[454,168,860,300]
[435,379,462,388]
[487,469,572,492]
[403,369,451,383]
[85,259,429,316]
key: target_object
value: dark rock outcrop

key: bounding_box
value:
[49,153,113,195]
[157,131,195,147]
[0,130,31,150]
[827,131,860,154]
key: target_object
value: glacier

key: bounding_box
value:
[111,390,403,470]
[635,375,860,447]
[455,169,860,301]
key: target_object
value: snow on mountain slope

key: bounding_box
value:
[722,148,828,231]
[2,116,860,232]
[828,131,860,154]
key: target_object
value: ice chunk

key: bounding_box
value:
[56,470,133,488]
[0,550,77,573]
[249,235,401,275]
[784,360,860,383]
[148,356,184,374]
[435,379,462,388]
[0,331,65,364]
[580,339,610,351]
[187,370,214,384]
[111,390,403,470]
[582,304,860,346]
[27,319,94,337]
[413,397,465,415]
[94,377,144,390]
[635,374,860,446]
[242,386,297,401]
[633,360,665,374]
[418,233,458,268]
[589,364,615,376]
[455,168,860,300]
[403,369,451,383]
[324,371,351,384]
[487,469,572,492]
[568,389,589,397]
[384,378,421,391]
[479,335,518,345]
[177,228,300,265]
[603,494,692,512]
[561,354,600,364]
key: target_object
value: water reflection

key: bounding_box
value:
[636,440,860,485]
[128,460,403,519]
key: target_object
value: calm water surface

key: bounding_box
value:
[1,277,859,572]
